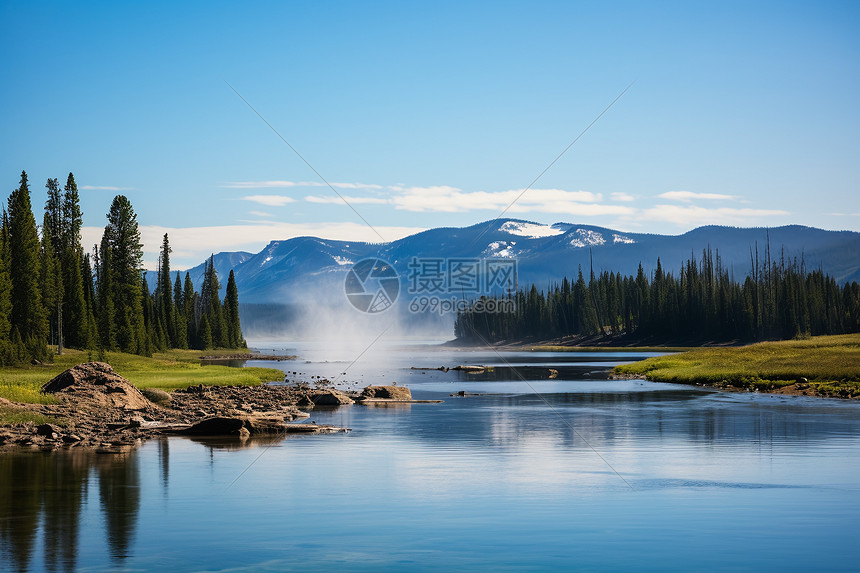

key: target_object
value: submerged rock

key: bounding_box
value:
[359,385,412,401]
[179,417,245,436]
[452,365,485,374]
[310,390,354,406]
[176,414,347,436]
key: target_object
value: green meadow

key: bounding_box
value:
[0,348,285,406]
[615,334,860,397]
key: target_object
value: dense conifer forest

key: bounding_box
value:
[455,246,860,344]
[0,171,245,365]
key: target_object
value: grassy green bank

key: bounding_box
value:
[0,348,285,406]
[615,334,860,398]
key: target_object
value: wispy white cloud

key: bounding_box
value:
[658,190,739,202]
[232,180,629,216]
[248,210,274,218]
[389,186,608,213]
[305,195,389,205]
[611,192,635,202]
[80,185,133,191]
[329,182,385,190]
[241,195,296,207]
[640,204,789,226]
[225,181,324,189]
[224,180,383,190]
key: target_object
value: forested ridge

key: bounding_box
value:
[0,171,245,365]
[455,245,860,344]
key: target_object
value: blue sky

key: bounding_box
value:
[2,1,858,269]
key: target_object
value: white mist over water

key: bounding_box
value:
[242,290,456,357]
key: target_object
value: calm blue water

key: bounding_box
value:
[2,343,859,572]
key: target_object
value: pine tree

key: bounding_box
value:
[199,313,213,350]
[96,236,116,350]
[61,246,87,349]
[44,178,63,252]
[183,272,196,347]
[201,256,227,347]
[39,213,61,350]
[173,271,183,312]
[155,234,176,347]
[223,269,245,348]
[0,215,13,364]
[172,271,188,349]
[102,195,145,354]
[61,174,82,253]
[7,171,47,360]
[81,253,98,349]
[60,173,88,349]
[140,274,158,355]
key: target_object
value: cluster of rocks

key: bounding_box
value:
[1,362,415,451]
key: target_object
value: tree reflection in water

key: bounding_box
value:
[97,451,140,564]
[0,448,140,572]
[0,436,280,571]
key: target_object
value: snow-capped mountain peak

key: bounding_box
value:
[499,220,566,239]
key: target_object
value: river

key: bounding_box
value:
[1,343,859,572]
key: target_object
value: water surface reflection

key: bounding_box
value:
[1,348,859,571]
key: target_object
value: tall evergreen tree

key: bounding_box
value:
[7,171,47,360]
[140,274,158,355]
[43,178,63,252]
[43,177,72,351]
[102,196,145,354]
[0,214,13,364]
[199,313,213,350]
[39,213,61,350]
[223,270,245,348]
[95,238,116,350]
[61,174,82,253]
[183,272,196,348]
[60,173,88,349]
[81,253,98,349]
[170,271,188,349]
[154,234,176,347]
[200,256,227,347]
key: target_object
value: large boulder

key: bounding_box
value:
[41,362,152,411]
[310,390,354,406]
[179,417,247,436]
[359,385,412,401]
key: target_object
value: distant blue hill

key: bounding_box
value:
[146,219,860,336]
[213,219,860,300]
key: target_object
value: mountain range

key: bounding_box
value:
[150,219,860,337]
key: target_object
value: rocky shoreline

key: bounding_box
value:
[0,362,413,452]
